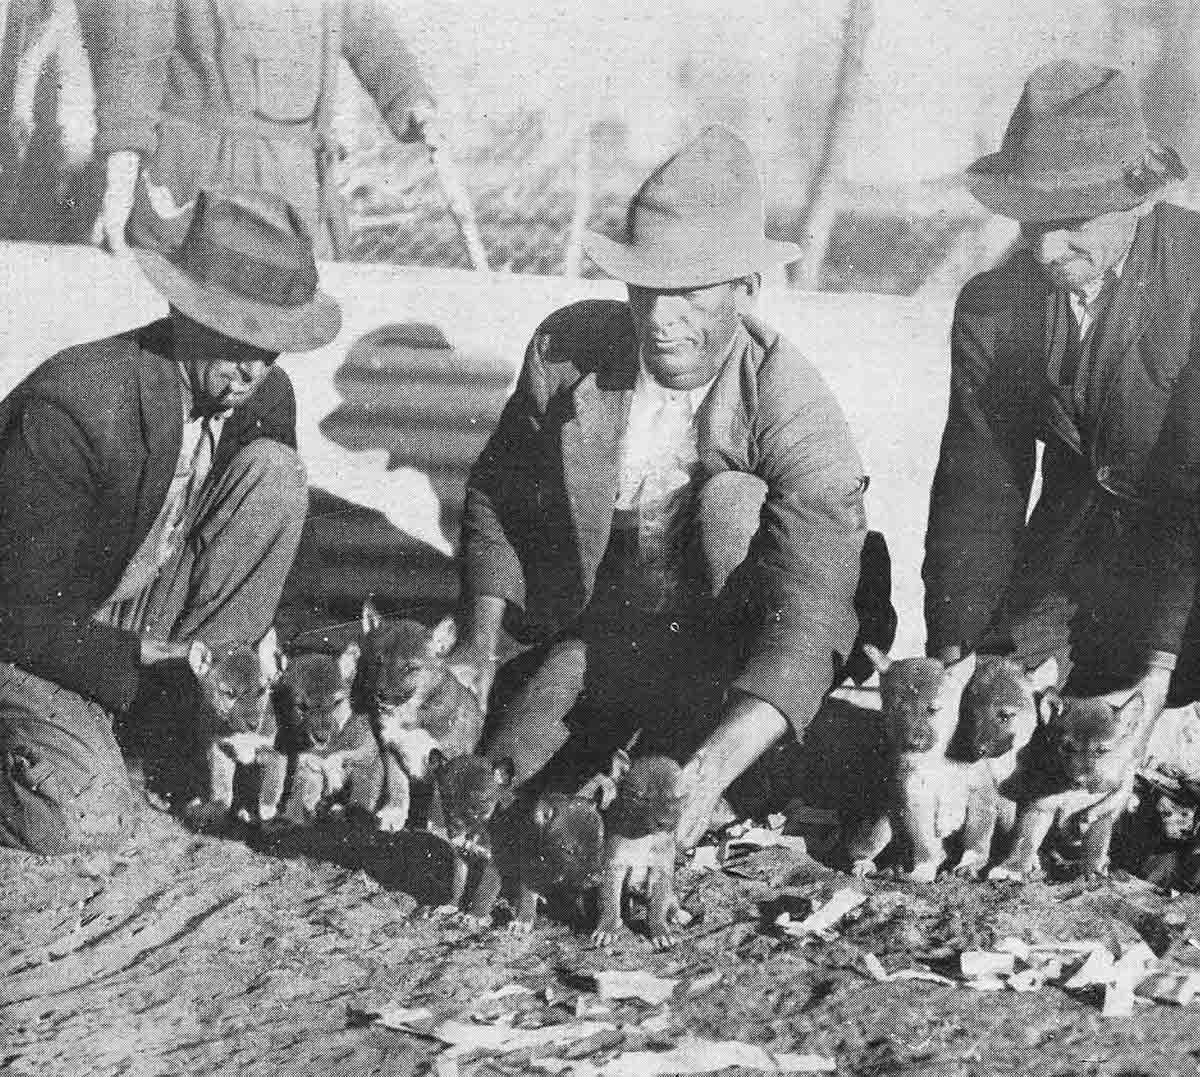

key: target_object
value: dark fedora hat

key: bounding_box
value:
[967,60,1186,223]
[135,185,342,353]
[584,125,800,289]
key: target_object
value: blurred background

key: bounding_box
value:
[2,0,1198,294]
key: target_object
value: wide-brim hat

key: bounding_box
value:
[135,185,342,353]
[967,60,1187,223]
[584,125,800,289]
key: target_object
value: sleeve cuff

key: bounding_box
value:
[1146,650,1178,673]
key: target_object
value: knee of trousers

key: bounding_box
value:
[226,439,308,517]
[536,639,589,699]
[696,472,767,595]
[0,746,136,856]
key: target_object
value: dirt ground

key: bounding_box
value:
[7,796,1200,1077]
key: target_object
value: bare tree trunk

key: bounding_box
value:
[1144,0,1200,207]
[563,121,592,278]
[787,0,874,289]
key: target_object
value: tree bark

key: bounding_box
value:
[787,0,874,290]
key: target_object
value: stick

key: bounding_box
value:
[425,134,489,272]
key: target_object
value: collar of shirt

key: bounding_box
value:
[176,361,234,424]
[632,351,719,414]
[1067,250,1128,335]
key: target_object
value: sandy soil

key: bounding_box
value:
[6,798,1200,1077]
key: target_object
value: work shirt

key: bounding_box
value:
[93,365,228,633]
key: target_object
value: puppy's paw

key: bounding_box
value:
[952,851,984,879]
[504,919,534,937]
[906,862,940,884]
[591,927,623,948]
[650,931,678,951]
[988,862,1035,883]
[376,805,409,833]
[184,797,231,830]
[851,858,877,878]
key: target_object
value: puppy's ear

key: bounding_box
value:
[1036,688,1064,727]
[578,773,618,811]
[337,642,361,685]
[493,757,516,788]
[1027,656,1059,693]
[427,748,446,776]
[361,599,384,635]
[188,640,213,680]
[533,797,555,829]
[946,651,978,685]
[862,644,890,675]
[427,616,458,658]
[1115,691,1146,737]
[258,627,285,684]
[610,748,632,785]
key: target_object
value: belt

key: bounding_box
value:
[157,110,329,150]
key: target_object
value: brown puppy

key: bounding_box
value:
[274,644,397,826]
[847,649,1057,880]
[461,790,608,933]
[185,629,288,828]
[359,601,485,831]
[428,753,515,913]
[989,691,1149,881]
[593,750,700,949]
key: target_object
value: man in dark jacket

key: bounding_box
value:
[452,127,872,848]
[0,185,341,856]
[924,60,1197,727]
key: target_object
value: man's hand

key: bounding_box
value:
[449,595,507,713]
[675,692,788,849]
[447,642,498,713]
[90,151,139,256]
[409,97,443,148]
[140,637,211,673]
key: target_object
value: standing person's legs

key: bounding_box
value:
[0,662,136,855]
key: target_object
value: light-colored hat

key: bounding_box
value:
[584,125,800,289]
[135,185,342,353]
[967,60,1186,223]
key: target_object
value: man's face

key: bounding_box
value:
[173,312,279,413]
[1021,206,1144,293]
[627,280,743,391]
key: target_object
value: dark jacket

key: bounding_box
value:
[924,203,1200,695]
[462,299,868,734]
[0,319,296,713]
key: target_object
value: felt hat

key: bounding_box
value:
[135,185,342,353]
[584,125,800,288]
[967,60,1186,223]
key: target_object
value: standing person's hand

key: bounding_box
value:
[409,98,441,144]
[90,151,139,256]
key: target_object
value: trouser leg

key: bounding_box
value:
[484,638,588,787]
[145,439,308,648]
[0,662,136,855]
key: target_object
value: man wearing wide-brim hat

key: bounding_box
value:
[924,61,1200,811]
[454,125,885,852]
[0,185,341,857]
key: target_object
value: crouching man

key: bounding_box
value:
[0,186,341,855]
[452,126,877,848]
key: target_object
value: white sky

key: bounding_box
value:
[398,0,1115,184]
